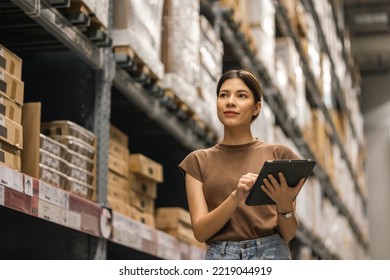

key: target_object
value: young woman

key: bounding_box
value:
[179,69,305,260]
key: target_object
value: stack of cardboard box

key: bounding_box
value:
[156,207,205,249]
[0,44,24,171]
[40,120,97,199]
[107,125,132,216]
[128,153,163,228]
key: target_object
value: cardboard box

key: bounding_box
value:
[129,189,155,213]
[66,163,95,186]
[39,163,67,189]
[40,133,67,158]
[108,153,128,178]
[0,69,24,106]
[110,124,128,148]
[155,207,191,228]
[128,172,157,199]
[50,135,95,159]
[65,177,94,200]
[109,139,129,162]
[107,180,130,203]
[65,148,95,171]
[21,102,41,177]
[156,207,194,244]
[128,153,163,183]
[108,170,129,192]
[0,114,23,148]
[0,92,22,124]
[41,120,96,147]
[107,196,133,217]
[39,149,68,173]
[132,206,155,228]
[0,140,21,170]
[0,44,22,79]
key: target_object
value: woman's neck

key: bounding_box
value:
[220,129,255,145]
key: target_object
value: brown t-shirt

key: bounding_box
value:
[179,139,300,244]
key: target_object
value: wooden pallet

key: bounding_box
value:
[114,46,161,84]
[58,0,111,47]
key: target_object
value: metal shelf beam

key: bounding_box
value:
[10,0,103,69]
[113,68,207,152]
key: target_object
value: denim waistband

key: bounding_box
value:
[210,234,284,250]
[206,234,290,260]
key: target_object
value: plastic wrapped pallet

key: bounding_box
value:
[251,101,275,143]
[161,0,200,86]
[113,0,165,80]
[70,0,109,30]
[199,15,223,81]
[246,0,275,76]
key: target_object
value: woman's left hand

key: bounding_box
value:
[260,172,305,211]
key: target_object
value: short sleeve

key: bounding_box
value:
[274,144,302,160]
[178,150,204,182]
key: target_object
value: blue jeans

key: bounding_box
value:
[205,234,290,260]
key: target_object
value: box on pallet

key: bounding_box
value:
[113,0,164,80]
[156,207,195,244]
[22,103,97,200]
[41,120,96,147]
[0,140,21,170]
[107,196,133,217]
[0,114,23,149]
[70,0,109,30]
[129,189,155,214]
[0,44,22,80]
[0,69,24,106]
[128,172,157,199]
[128,153,163,183]
[110,124,129,148]
[108,153,128,178]
[108,170,129,193]
[161,0,200,85]
[132,206,155,228]
[0,92,22,124]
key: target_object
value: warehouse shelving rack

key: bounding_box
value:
[272,0,368,250]
[203,0,368,258]
[0,0,368,260]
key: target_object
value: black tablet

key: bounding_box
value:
[245,159,316,206]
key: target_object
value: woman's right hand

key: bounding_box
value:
[233,172,258,201]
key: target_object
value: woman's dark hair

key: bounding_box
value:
[216,69,263,121]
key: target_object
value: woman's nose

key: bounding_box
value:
[227,96,236,106]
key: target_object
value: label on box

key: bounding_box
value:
[0,165,23,192]
[39,181,69,209]
[0,185,4,205]
[23,175,33,197]
[61,209,81,230]
[38,199,61,223]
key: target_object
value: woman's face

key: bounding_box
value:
[217,78,260,127]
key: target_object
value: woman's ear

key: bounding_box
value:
[253,102,262,117]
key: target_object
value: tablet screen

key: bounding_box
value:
[245,159,316,206]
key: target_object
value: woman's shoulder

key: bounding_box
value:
[259,140,301,159]
[183,146,217,161]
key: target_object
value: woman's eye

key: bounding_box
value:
[238,94,247,98]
